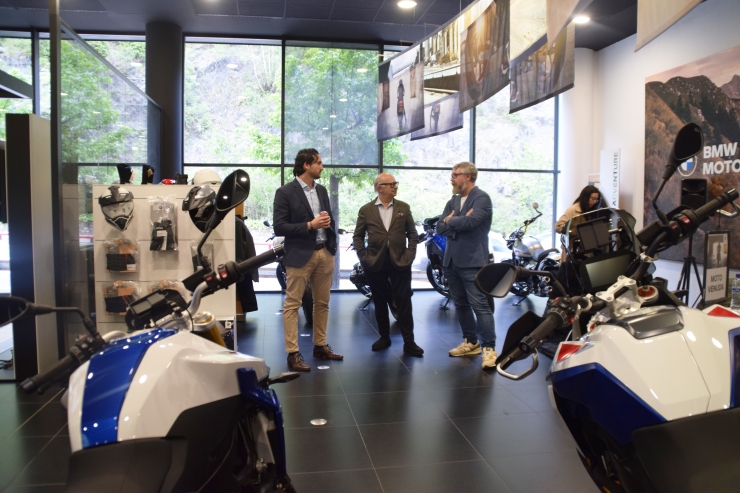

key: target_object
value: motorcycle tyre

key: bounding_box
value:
[426,263,449,297]
[302,285,313,326]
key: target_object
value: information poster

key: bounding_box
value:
[704,231,730,304]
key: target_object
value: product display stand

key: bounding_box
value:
[92,184,236,339]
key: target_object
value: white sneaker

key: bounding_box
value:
[449,339,481,357]
[482,347,498,368]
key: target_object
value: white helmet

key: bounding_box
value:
[191,169,222,186]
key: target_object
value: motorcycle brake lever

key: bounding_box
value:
[717,201,740,218]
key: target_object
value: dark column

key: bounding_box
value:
[146,21,183,182]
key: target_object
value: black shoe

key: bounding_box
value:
[372,336,391,351]
[403,342,424,357]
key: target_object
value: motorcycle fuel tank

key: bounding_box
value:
[513,236,542,258]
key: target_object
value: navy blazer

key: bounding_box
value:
[435,186,492,268]
[273,179,337,267]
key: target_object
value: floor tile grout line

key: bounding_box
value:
[441,407,515,493]
[5,419,69,490]
[333,364,386,493]
[0,388,65,445]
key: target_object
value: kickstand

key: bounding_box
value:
[359,297,372,311]
[511,295,527,306]
[439,295,451,310]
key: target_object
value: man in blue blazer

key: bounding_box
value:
[273,148,343,371]
[436,162,496,368]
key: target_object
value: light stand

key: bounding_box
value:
[675,234,705,307]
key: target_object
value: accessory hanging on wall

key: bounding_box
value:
[98,186,135,231]
[182,185,216,233]
[102,280,139,315]
[149,196,178,251]
[104,239,139,272]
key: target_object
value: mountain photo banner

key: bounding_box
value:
[644,43,740,268]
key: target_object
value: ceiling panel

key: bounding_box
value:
[286,5,332,20]
[334,0,382,8]
[286,0,335,6]
[374,9,418,25]
[331,8,378,23]
[238,3,284,18]
[6,0,106,11]
[191,0,239,16]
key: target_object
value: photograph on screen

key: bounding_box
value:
[459,0,510,113]
[509,21,574,113]
[410,93,464,141]
[377,46,425,141]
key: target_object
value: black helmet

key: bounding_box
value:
[98,186,135,231]
[182,185,216,233]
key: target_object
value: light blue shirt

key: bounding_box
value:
[296,176,327,244]
[374,197,394,231]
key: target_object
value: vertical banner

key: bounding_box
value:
[599,149,620,208]
[509,22,575,113]
[635,0,702,52]
[644,43,740,268]
[459,0,510,113]
[703,231,730,304]
[377,46,424,142]
[410,93,464,140]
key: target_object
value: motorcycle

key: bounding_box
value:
[501,202,559,304]
[476,123,740,493]
[345,231,398,321]
[5,171,298,492]
[421,215,450,300]
[264,219,313,326]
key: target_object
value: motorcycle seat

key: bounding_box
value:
[534,248,559,263]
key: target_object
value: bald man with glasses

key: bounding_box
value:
[353,173,423,357]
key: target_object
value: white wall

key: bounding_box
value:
[589,0,740,230]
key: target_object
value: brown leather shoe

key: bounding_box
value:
[287,352,310,372]
[313,344,344,360]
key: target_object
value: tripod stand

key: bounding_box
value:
[676,235,705,307]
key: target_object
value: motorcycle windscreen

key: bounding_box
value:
[500,311,544,367]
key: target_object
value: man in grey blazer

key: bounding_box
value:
[353,173,423,357]
[436,162,496,368]
[273,148,343,372]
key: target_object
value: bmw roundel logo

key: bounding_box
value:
[678,158,696,177]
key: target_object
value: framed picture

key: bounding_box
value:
[703,230,730,304]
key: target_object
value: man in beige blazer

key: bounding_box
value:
[353,173,423,356]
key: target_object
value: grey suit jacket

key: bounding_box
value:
[273,179,337,267]
[435,186,492,268]
[353,198,418,272]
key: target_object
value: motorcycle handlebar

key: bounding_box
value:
[499,313,562,371]
[20,354,78,394]
[690,189,738,224]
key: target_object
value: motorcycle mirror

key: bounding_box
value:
[215,170,250,220]
[0,296,33,327]
[474,263,518,298]
[532,202,539,210]
[663,123,704,180]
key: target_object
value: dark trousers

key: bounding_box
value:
[366,253,415,343]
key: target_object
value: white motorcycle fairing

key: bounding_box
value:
[66,328,269,453]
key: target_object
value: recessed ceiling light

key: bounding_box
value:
[227,63,238,69]
[398,1,417,8]
[322,127,329,130]
[130,62,142,67]
[339,98,347,102]
[356,68,368,73]
[573,15,590,24]
[330,114,337,118]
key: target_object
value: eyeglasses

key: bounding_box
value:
[378,182,399,187]
[451,172,468,178]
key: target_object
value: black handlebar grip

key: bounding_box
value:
[692,189,738,224]
[20,354,79,394]
[235,246,285,279]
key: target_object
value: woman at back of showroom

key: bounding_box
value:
[554,185,603,294]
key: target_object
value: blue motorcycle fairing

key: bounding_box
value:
[432,234,446,252]
[728,327,740,408]
[551,363,666,445]
[80,328,178,449]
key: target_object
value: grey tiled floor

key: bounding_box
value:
[0,291,598,492]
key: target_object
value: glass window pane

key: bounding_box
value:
[476,171,555,249]
[284,46,379,166]
[184,43,282,164]
[0,37,33,140]
[382,111,470,167]
[475,89,555,170]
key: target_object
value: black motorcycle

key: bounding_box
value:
[502,202,559,304]
[264,220,313,326]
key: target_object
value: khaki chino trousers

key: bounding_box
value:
[283,247,334,353]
